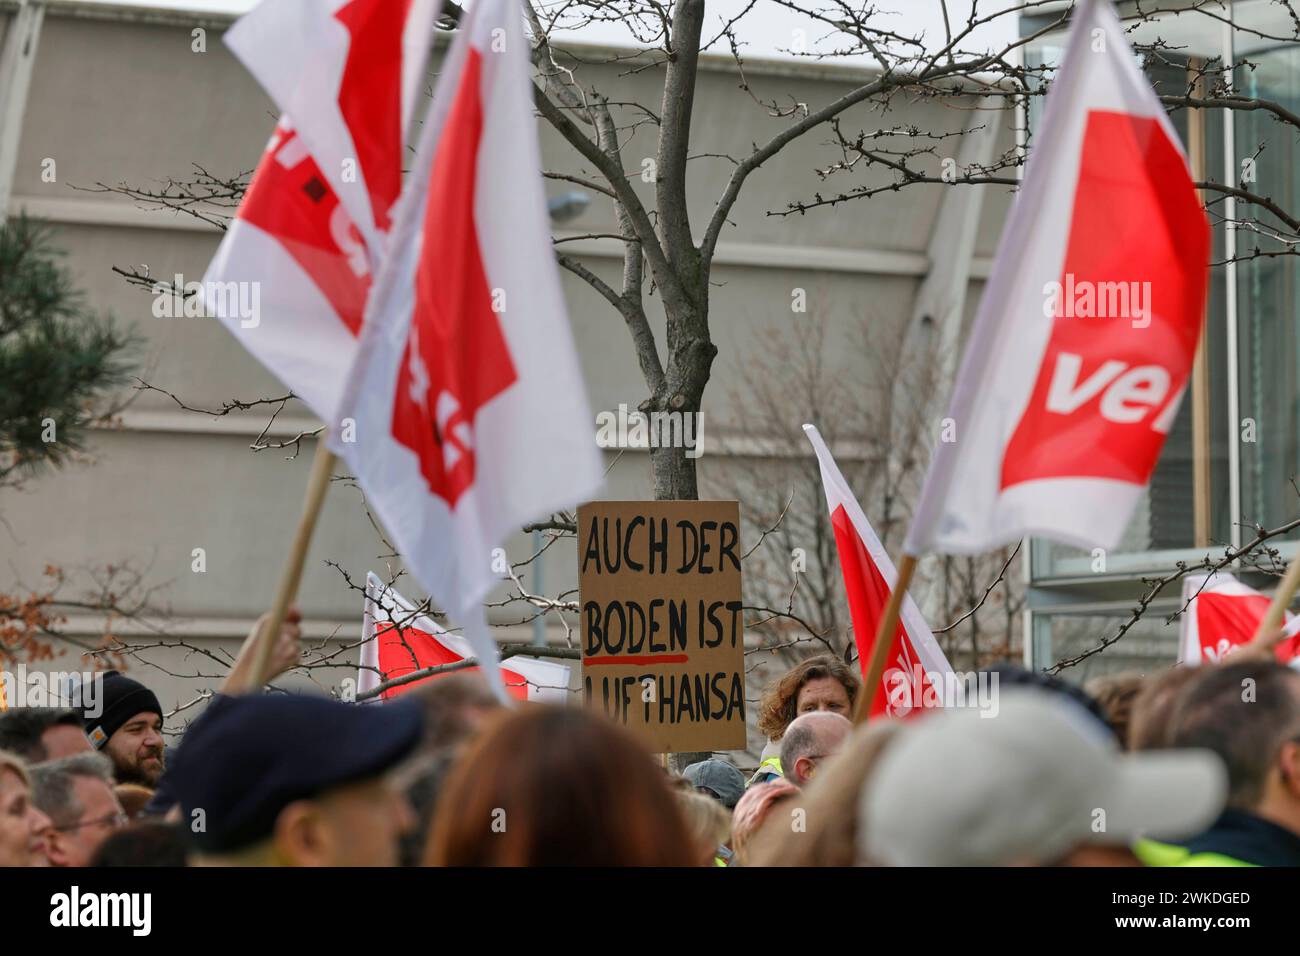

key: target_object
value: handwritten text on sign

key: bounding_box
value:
[578,500,746,753]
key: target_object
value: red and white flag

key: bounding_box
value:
[331,0,603,700]
[359,574,571,703]
[804,425,955,718]
[203,0,440,422]
[202,119,371,421]
[1179,573,1300,667]
[224,0,441,256]
[905,0,1210,556]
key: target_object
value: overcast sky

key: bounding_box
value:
[70,0,1023,62]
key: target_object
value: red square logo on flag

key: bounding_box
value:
[1000,110,1208,490]
[239,125,370,335]
[334,0,411,234]
[390,50,518,508]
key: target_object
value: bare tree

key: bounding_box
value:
[95,3,1300,496]
[82,2,1300,690]
[713,304,1024,681]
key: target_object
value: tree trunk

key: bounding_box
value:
[652,300,716,769]
[649,297,715,501]
[651,443,699,500]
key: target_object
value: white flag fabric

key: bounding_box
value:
[905,0,1209,556]
[331,0,603,701]
[224,0,442,257]
[804,425,954,717]
[203,0,439,423]
[202,119,370,422]
[360,573,571,702]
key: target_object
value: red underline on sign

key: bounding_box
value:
[585,654,690,666]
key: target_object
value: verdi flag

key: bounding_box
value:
[203,0,441,423]
[223,0,442,258]
[201,119,371,422]
[804,425,954,717]
[1179,573,1300,667]
[905,0,1210,556]
[331,0,603,701]
[359,574,571,702]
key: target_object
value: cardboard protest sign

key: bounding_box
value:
[578,500,746,752]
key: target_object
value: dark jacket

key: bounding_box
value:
[1179,809,1300,867]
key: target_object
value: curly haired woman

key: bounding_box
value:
[749,654,860,786]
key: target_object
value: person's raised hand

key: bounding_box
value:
[221,605,304,694]
[264,605,304,680]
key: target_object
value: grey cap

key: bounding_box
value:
[683,758,746,809]
[860,688,1227,866]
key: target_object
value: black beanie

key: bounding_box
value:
[85,671,163,749]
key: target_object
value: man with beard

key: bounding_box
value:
[82,673,165,787]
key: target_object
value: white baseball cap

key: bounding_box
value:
[859,687,1227,866]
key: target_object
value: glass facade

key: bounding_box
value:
[1236,41,1300,533]
[1023,1,1300,674]
[1030,607,1185,683]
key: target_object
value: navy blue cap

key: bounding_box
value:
[168,694,423,853]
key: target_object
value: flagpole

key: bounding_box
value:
[852,553,918,725]
[1253,553,1300,643]
[244,435,337,690]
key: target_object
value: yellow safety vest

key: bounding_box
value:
[1133,838,1190,867]
[747,756,783,787]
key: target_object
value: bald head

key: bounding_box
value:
[780,711,852,785]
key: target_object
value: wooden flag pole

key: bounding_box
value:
[246,436,337,690]
[1253,552,1300,642]
[852,553,918,725]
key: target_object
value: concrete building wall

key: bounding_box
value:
[0,1,1013,749]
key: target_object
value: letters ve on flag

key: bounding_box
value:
[359,574,570,702]
[804,425,955,718]
[905,0,1210,556]
[203,0,440,423]
[330,0,603,701]
[1178,573,1300,667]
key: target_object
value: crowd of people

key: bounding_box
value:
[2,614,1299,867]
